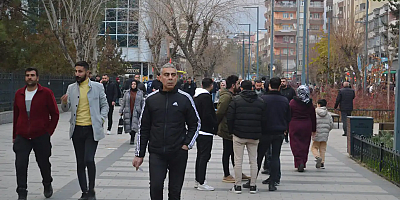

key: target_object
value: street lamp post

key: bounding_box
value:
[270,0,275,79]
[307,28,310,84]
[287,42,289,79]
[364,0,369,90]
[394,5,400,151]
[239,24,251,80]
[301,0,308,85]
[244,7,260,79]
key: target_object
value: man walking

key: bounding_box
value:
[101,74,118,135]
[146,74,154,94]
[13,68,59,200]
[334,82,355,136]
[193,78,218,191]
[227,80,267,194]
[132,63,200,200]
[183,77,196,97]
[134,74,147,94]
[280,77,295,143]
[61,61,109,200]
[254,80,266,97]
[149,73,163,92]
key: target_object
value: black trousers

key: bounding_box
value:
[257,134,284,182]
[72,126,99,193]
[341,111,352,134]
[149,149,188,200]
[195,135,213,184]
[13,134,52,192]
[222,138,235,177]
[107,104,114,131]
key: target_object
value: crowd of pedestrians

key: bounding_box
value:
[11,61,357,200]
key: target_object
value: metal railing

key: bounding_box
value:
[0,73,75,112]
[350,134,400,186]
[329,109,395,123]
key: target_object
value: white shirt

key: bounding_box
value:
[25,88,38,117]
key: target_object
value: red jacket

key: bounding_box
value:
[13,84,59,139]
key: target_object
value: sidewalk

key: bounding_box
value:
[0,108,399,200]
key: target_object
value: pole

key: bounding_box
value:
[256,7,260,79]
[287,43,289,79]
[242,35,245,79]
[364,0,369,90]
[327,17,331,84]
[270,0,275,79]
[248,25,251,80]
[301,0,308,85]
[307,29,310,84]
[394,9,400,151]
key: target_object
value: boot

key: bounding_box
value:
[17,188,27,200]
[269,181,277,191]
[130,131,136,145]
[43,183,53,198]
[88,190,96,200]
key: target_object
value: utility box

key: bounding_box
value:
[347,116,374,154]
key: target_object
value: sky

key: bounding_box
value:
[234,0,267,33]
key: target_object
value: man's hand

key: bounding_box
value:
[112,101,116,106]
[312,132,316,138]
[132,157,144,171]
[182,145,189,150]
[61,94,68,104]
[120,113,123,116]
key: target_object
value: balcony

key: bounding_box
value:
[274,42,296,48]
[274,30,297,36]
[275,18,297,24]
[309,18,324,25]
[275,53,296,60]
[275,1,297,12]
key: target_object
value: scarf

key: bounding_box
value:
[296,85,310,104]
[130,88,137,115]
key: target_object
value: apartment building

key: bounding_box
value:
[264,0,325,79]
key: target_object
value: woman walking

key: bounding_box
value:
[289,85,316,172]
[119,80,144,144]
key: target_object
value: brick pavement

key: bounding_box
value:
[0,108,399,200]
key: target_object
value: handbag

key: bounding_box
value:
[117,116,124,134]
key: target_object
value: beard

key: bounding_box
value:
[25,80,37,87]
[76,74,87,83]
[234,86,241,94]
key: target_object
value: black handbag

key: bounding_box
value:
[117,116,124,134]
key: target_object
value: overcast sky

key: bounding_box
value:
[234,0,267,33]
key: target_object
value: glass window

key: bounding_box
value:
[117,22,128,34]
[106,22,117,34]
[106,9,116,21]
[128,23,138,34]
[130,0,138,8]
[284,36,289,42]
[118,0,128,8]
[283,13,289,18]
[314,13,319,18]
[99,22,106,34]
[290,49,294,55]
[128,36,139,47]
[129,10,139,21]
[117,35,127,47]
[118,9,128,21]
[283,48,288,54]
[290,37,294,42]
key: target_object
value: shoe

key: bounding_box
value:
[194,180,199,188]
[262,178,279,185]
[130,136,135,145]
[241,173,250,180]
[107,130,111,135]
[269,182,277,191]
[88,190,96,200]
[315,157,322,169]
[43,183,53,198]
[298,163,305,172]
[250,185,258,194]
[222,175,235,183]
[197,183,215,191]
[78,192,88,200]
[261,169,270,175]
[321,163,325,169]
[17,188,27,200]
[242,180,250,188]
[342,133,347,136]
[230,185,241,194]
[285,140,289,143]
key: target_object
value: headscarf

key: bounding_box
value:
[130,80,139,92]
[296,85,310,104]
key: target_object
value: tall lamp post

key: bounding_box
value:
[301,0,308,85]
[244,7,260,79]
[394,0,400,151]
[239,23,251,80]
[307,28,310,84]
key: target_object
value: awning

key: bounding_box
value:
[382,70,396,74]
[177,70,187,74]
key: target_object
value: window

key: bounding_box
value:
[310,13,313,19]
[128,23,138,34]
[283,36,289,42]
[128,36,138,47]
[283,48,288,54]
[117,9,128,21]
[283,13,289,18]
[282,25,292,30]
[314,13,320,19]
[106,22,117,34]
[117,35,127,47]
[290,37,294,43]
[117,22,128,34]
[290,49,294,55]
[301,1,304,6]
[106,9,116,21]
[290,13,294,19]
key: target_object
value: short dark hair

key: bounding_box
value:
[157,73,160,76]
[255,80,262,84]
[241,80,253,90]
[102,74,108,77]
[226,75,239,89]
[188,77,192,80]
[269,77,281,89]
[281,77,287,80]
[149,74,153,79]
[75,61,90,71]
[318,99,327,107]
[261,77,266,81]
[25,67,39,77]
[202,78,213,89]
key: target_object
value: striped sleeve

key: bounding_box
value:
[178,90,201,149]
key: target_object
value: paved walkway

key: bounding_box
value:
[0,108,399,200]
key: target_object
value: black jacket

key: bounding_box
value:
[137,81,147,95]
[103,81,118,105]
[227,90,267,140]
[194,88,218,134]
[280,86,296,102]
[123,78,134,90]
[149,79,163,92]
[334,87,355,111]
[136,88,200,157]
[183,82,196,97]
[261,91,291,134]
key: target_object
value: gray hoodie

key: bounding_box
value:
[314,107,334,142]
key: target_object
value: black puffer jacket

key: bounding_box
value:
[334,87,355,111]
[280,86,296,102]
[136,88,200,157]
[261,91,291,134]
[227,90,267,140]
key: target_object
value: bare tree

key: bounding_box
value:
[41,0,107,72]
[143,0,244,85]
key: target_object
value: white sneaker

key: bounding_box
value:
[194,181,199,188]
[107,130,111,135]
[197,183,215,191]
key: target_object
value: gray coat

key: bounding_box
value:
[119,90,144,133]
[314,107,334,142]
[61,79,109,141]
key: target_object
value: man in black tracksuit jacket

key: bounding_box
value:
[193,78,218,191]
[133,64,200,200]
[101,75,118,133]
